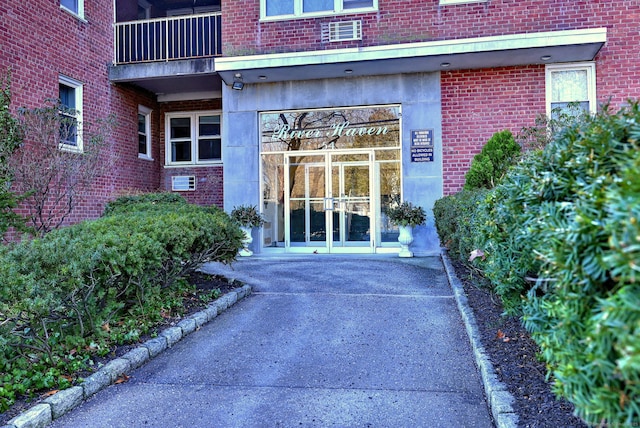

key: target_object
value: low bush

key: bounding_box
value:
[0,197,243,412]
[433,188,488,261]
[463,129,521,190]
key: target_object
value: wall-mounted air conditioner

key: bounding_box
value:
[321,20,362,43]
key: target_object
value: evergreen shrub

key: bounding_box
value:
[0,199,243,411]
[519,102,640,425]
[433,188,488,261]
[463,129,521,190]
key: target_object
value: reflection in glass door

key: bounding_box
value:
[330,153,372,251]
[287,155,326,248]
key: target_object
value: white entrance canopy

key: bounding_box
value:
[216,27,607,85]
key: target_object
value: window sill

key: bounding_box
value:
[59,143,83,154]
[164,162,223,168]
[260,8,377,23]
[60,6,87,22]
[439,0,487,5]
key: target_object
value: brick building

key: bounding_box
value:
[1,0,638,254]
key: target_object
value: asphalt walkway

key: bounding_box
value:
[48,255,493,427]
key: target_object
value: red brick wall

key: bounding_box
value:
[1,0,161,226]
[441,66,545,195]
[223,1,639,58]
[159,99,224,207]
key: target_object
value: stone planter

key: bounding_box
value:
[239,226,254,257]
[397,225,414,258]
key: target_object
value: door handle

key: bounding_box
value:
[324,197,334,211]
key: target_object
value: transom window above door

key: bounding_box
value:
[165,112,221,166]
[261,0,377,20]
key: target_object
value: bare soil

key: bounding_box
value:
[450,258,588,428]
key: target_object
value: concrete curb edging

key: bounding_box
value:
[2,284,252,428]
[441,252,519,428]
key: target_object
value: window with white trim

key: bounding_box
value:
[138,106,152,159]
[60,0,84,18]
[166,112,221,166]
[546,62,596,118]
[261,0,377,19]
[59,75,83,151]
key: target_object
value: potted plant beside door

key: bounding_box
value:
[386,201,427,257]
[230,204,265,257]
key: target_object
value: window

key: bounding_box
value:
[60,0,84,18]
[166,112,221,166]
[138,106,152,159]
[546,62,596,118]
[59,75,83,151]
[261,0,376,19]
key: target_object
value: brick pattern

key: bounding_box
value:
[1,1,164,227]
[441,65,545,195]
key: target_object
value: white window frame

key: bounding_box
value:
[545,62,597,117]
[138,105,153,160]
[260,0,378,20]
[439,0,487,5]
[59,75,83,153]
[165,111,222,167]
[60,0,85,19]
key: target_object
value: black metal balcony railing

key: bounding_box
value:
[114,12,222,64]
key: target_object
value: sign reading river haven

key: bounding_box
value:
[260,106,401,152]
[410,129,434,162]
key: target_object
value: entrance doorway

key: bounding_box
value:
[287,152,373,253]
[260,105,402,254]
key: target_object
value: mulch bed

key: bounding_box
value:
[450,259,588,428]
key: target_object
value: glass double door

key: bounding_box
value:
[286,152,373,253]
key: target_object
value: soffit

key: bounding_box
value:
[216,28,607,85]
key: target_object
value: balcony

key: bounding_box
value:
[114,12,222,65]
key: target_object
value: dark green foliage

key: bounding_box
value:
[433,189,488,261]
[0,70,29,239]
[520,103,640,425]
[464,130,521,190]
[0,200,243,411]
[436,102,640,425]
[473,150,548,313]
[103,192,187,216]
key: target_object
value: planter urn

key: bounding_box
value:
[397,225,414,258]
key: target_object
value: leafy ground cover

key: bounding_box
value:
[0,272,236,425]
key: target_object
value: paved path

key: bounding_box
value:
[50,255,493,427]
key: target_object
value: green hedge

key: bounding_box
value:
[0,197,243,412]
[436,103,640,425]
[520,103,640,425]
[433,188,488,262]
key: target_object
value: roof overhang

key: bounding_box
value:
[216,27,607,85]
[109,58,222,101]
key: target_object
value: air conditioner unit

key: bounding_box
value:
[171,175,196,191]
[321,20,362,43]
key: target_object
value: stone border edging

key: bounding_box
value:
[2,284,253,428]
[441,251,519,428]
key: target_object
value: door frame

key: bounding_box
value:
[283,149,376,254]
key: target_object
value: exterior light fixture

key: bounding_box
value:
[258,75,267,80]
[345,69,353,74]
[440,62,451,68]
[540,55,552,61]
[232,73,244,90]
